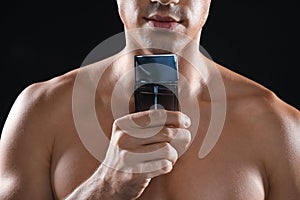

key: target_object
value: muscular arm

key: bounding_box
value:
[265,103,300,199]
[0,84,55,199]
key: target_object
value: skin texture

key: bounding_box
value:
[1,0,300,199]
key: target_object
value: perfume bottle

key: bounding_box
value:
[134,54,179,112]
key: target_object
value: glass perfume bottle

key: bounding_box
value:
[134,54,179,112]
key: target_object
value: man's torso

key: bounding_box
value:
[47,59,273,199]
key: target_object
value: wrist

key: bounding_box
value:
[95,165,140,200]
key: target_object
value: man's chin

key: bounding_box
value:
[127,28,191,53]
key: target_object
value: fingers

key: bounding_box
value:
[116,142,177,177]
[115,127,191,152]
[123,142,178,165]
[143,160,173,179]
[169,128,192,157]
[139,126,178,145]
[140,127,191,149]
[114,110,191,131]
[104,141,178,175]
[107,110,192,177]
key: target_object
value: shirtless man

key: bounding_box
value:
[1,0,299,199]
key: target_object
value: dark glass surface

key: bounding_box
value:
[134,83,179,112]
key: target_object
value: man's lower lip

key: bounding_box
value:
[147,20,178,29]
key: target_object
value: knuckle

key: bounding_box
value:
[162,128,175,140]
[116,133,130,148]
[178,112,191,128]
[181,129,192,144]
[163,143,174,156]
[161,160,172,173]
[151,109,164,119]
[177,112,184,122]
[153,142,167,151]
[171,111,185,127]
[132,111,151,127]
[162,141,171,149]
[120,149,132,162]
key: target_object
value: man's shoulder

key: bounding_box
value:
[20,57,114,110]
[218,63,298,122]
[1,69,79,141]
[228,80,299,134]
[223,71,300,188]
[220,63,300,140]
[227,78,300,161]
[20,69,77,110]
[240,86,300,197]
[250,92,298,128]
[1,58,112,144]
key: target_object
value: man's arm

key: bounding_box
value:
[0,84,55,199]
[265,102,300,199]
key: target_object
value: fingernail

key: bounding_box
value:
[184,115,191,128]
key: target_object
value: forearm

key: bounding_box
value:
[64,166,123,200]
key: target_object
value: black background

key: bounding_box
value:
[1,0,299,133]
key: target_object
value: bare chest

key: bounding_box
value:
[137,141,266,200]
[50,129,266,200]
